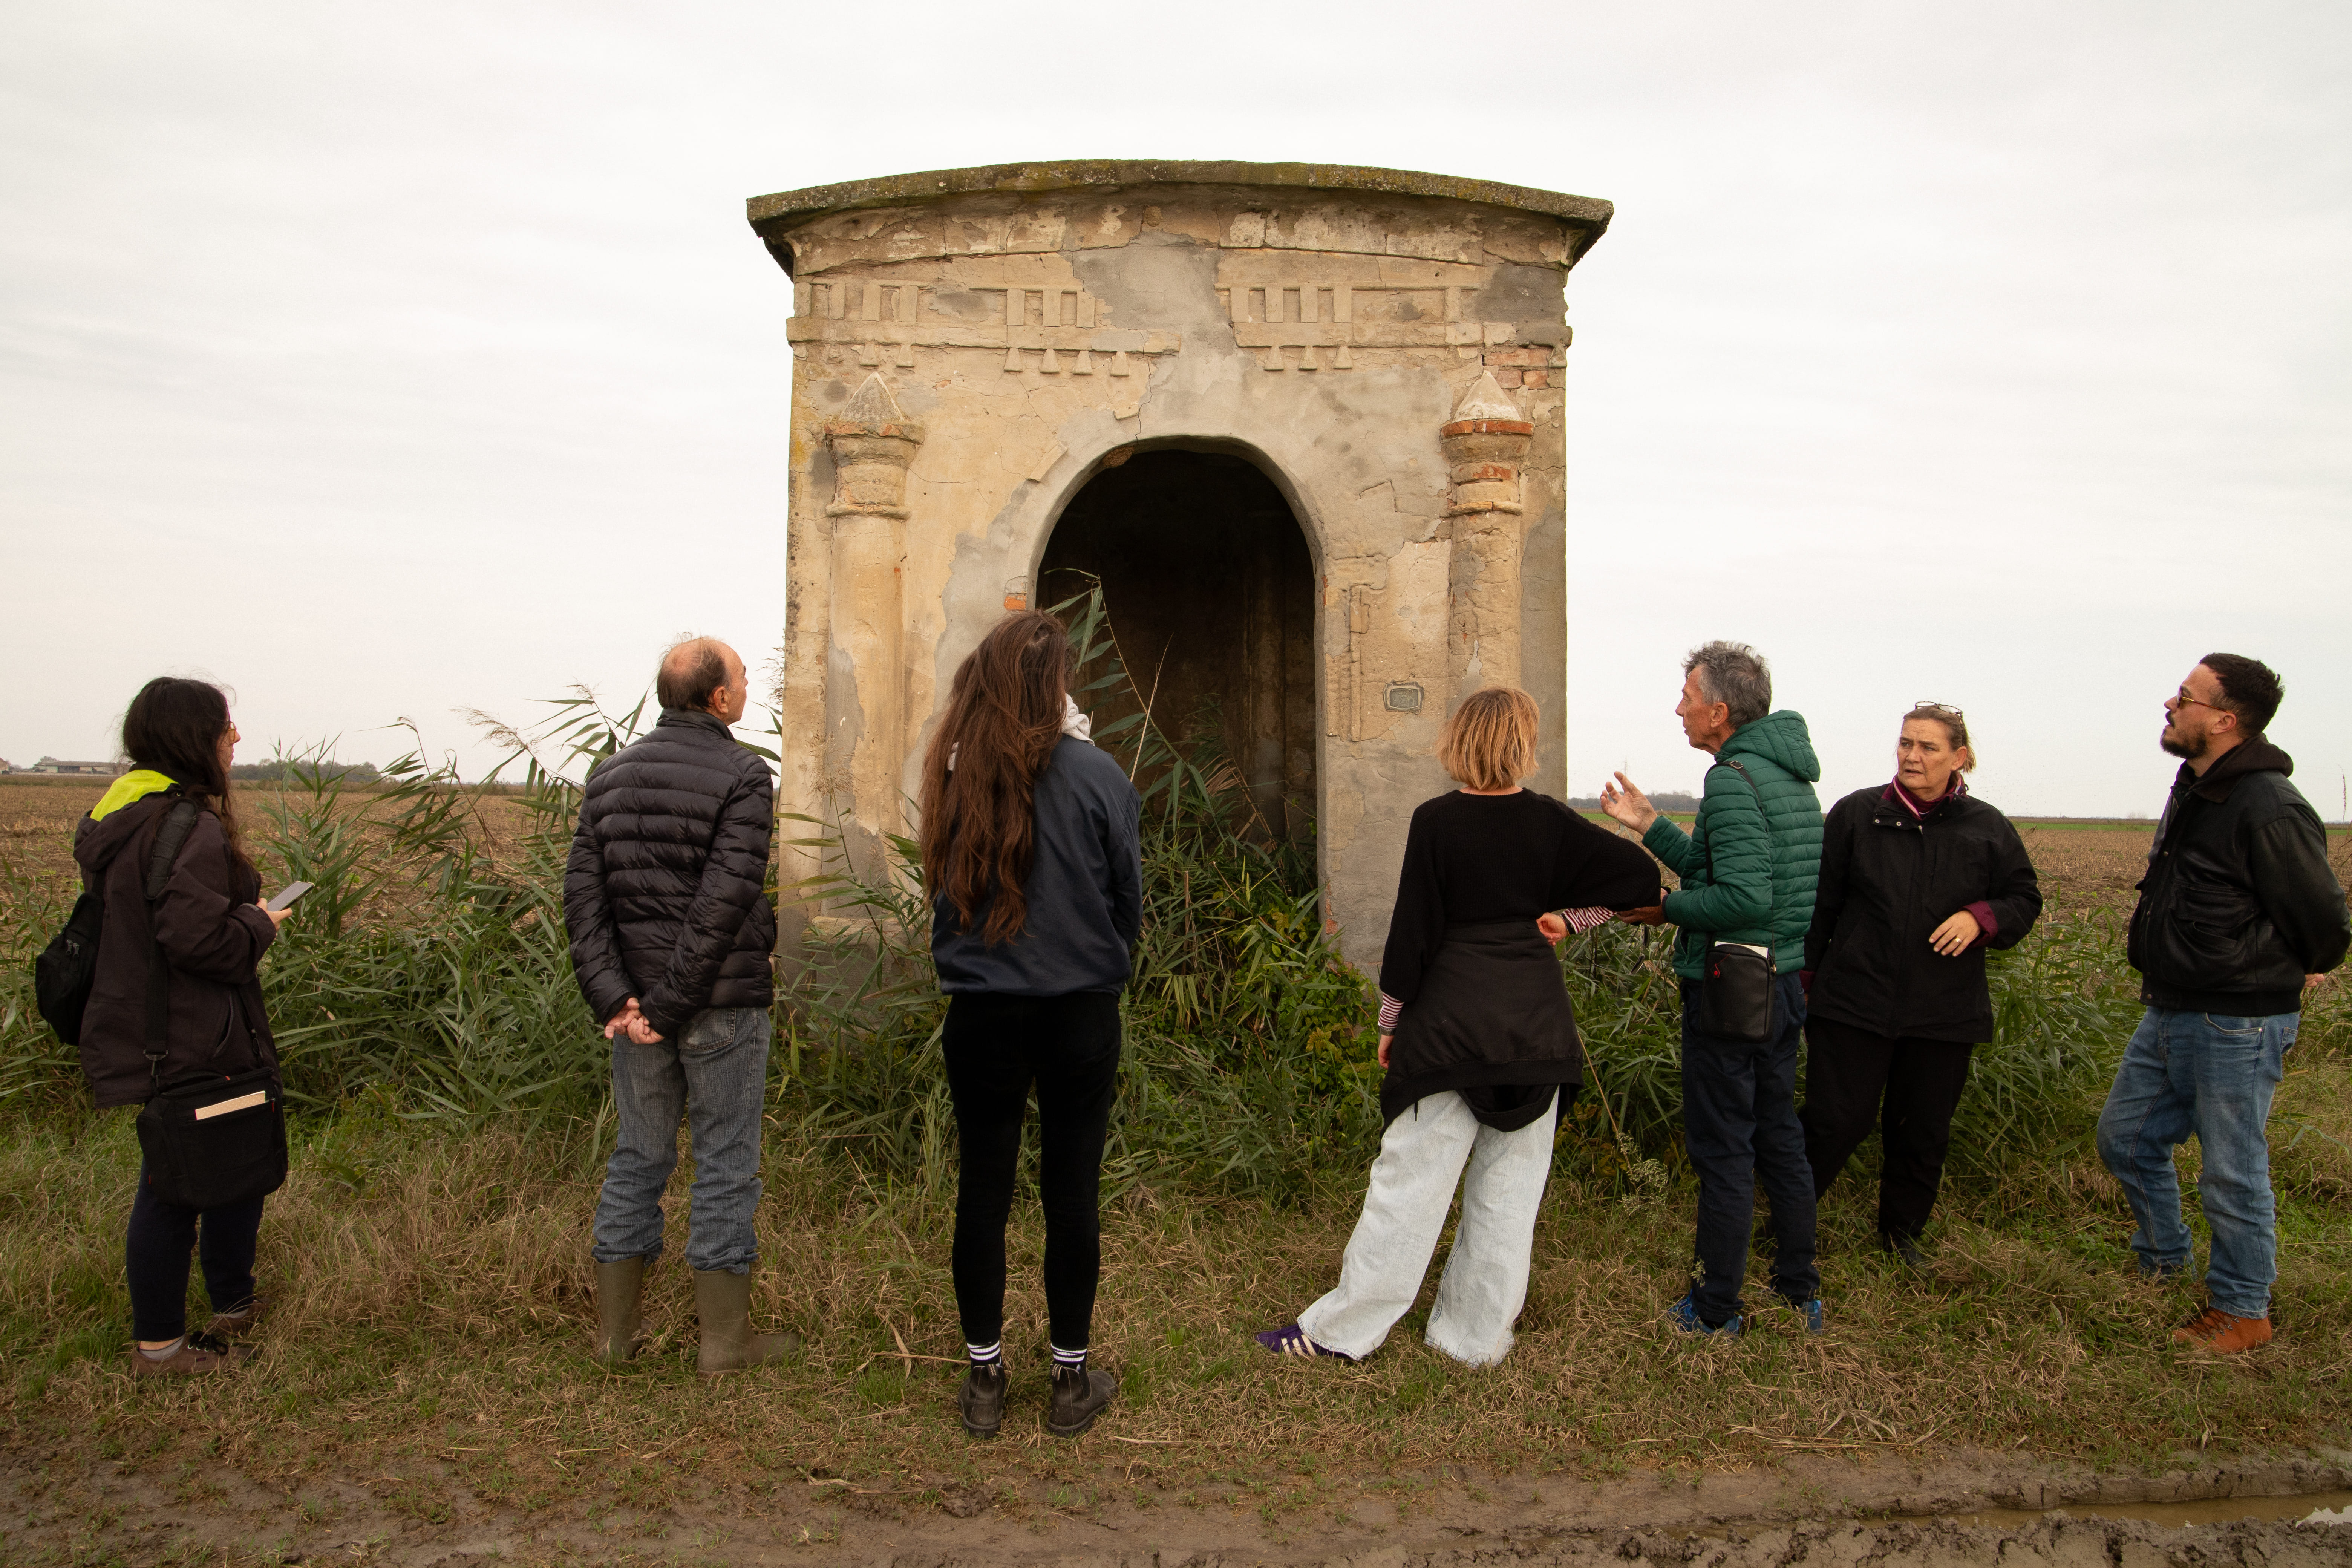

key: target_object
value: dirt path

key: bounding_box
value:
[11,1448,2352,1565]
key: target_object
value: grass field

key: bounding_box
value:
[5,771,2352,1553]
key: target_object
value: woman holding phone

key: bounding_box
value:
[73,677,293,1374]
[1257,687,1660,1367]
[1799,702,2041,1265]
[921,612,1141,1439]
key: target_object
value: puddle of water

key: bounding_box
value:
[1935,1490,2352,1529]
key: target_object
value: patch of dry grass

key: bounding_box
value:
[6,1040,2351,1508]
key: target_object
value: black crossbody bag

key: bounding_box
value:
[1692,760,1778,1044]
[124,801,289,1211]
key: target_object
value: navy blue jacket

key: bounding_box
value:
[931,737,1142,996]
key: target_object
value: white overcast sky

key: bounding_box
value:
[3,2,2347,818]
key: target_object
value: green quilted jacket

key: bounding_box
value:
[1641,709,1825,981]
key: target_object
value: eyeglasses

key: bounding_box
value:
[1909,702,1964,718]
[2173,688,2229,714]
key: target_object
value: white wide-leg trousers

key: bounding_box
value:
[1296,1087,1557,1367]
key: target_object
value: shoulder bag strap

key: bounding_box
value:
[1699,760,1769,882]
[140,799,203,1092]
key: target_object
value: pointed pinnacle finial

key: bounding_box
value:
[1450,370,1524,424]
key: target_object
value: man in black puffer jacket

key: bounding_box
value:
[2098,654,2349,1357]
[564,637,792,1375]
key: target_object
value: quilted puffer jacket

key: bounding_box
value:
[564,709,776,1037]
[1642,709,1826,980]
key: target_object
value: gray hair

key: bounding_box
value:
[1684,641,1772,730]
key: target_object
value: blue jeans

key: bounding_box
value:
[1680,972,1819,1324]
[2096,1006,2297,1318]
[592,1005,769,1274]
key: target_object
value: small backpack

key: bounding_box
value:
[32,798,201,1047]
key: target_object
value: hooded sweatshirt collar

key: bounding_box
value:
[89,769,178,821]
[2180,734,2292,804]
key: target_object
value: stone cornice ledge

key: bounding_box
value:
[746,160,1613,239]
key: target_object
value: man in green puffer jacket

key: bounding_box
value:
[1601,641,1825,1335]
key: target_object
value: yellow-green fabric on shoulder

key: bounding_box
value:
[89,769,177,821]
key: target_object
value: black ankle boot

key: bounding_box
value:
[1882,1231,1928,1270]
[959,1361,1008,1438]
[1047,1360,1116,1438]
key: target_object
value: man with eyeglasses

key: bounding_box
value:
[2096,654,2348,1354]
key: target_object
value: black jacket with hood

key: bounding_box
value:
[71,787,280,1109]
[1804,784,2043,1044]
[2128,737,2349,1016]
[563,708,778,1038]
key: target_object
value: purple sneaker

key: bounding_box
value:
[1254,1323,1357,1363]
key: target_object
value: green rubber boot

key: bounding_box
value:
[692,1268,799,1375]
[594,1257,646,1366]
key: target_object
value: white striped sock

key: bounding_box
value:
[1050,1343,1087,1369]
[966,1341,1002,1366]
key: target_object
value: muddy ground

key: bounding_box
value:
[9,1449,2352,1565]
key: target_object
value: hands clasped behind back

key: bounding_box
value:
[604,998,665,1045]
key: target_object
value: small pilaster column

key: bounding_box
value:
[1440,371,1534,700]
[821,373,925,845]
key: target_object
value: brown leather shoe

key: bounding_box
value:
[128,1330,253,1376]
[207,1294,267,1340]
[2173,1306,2272,1354]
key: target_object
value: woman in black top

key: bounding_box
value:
[1257,687,1660,1366]
[1799,703,2041,1264]
[920,612,1141,1440]
[71,678,292,1375]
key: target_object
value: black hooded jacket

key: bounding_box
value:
[2128,737,2349,1016]
[70,794,279,1109]
[1803,784,2042,1044]
[563,709,777,1037]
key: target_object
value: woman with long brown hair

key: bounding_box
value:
[921,611,1141,1440]
[72,677,292,1374]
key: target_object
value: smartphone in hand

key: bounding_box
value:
[265,882,316,913]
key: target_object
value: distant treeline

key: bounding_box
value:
[228,760,381,784]
[1566,790,1700,813]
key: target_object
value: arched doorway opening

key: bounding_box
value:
[1040,449,1317,840]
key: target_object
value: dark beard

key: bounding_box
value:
[2160,727,2205,761]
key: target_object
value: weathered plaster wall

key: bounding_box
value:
[756,166,1608,972]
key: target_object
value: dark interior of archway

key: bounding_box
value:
[1040,450,1316,840]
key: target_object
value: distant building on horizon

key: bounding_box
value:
[31,756,124,777]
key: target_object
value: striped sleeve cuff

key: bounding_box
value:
[1378,992,1403,1033]
[1561,906,1615,934]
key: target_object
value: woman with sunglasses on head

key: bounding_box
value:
[1798,703,2042,1266]
[72,678,293,1374]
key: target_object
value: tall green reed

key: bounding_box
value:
[0,591,2148,1213]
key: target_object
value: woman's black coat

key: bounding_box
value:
[1803,786,2042,1044]
[70,795,279,1108]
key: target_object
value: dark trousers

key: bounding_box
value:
[1680,973,1819,1325]
[942,989,1122,1352]
[1800,1015,1975,1242]
[127,1161,265,1341]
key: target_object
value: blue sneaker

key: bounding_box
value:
[1666,1291,1742,1337]
[1791,1297,1826,1335]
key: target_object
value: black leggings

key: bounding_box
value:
[127,1161,264,1341]
[942,990,1122,1351]
[1799,1015,1975,1242]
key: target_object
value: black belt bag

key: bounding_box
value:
[1692,759,1778,1044]
[1696,941,1776,1042]
[136,1067,288,1211]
